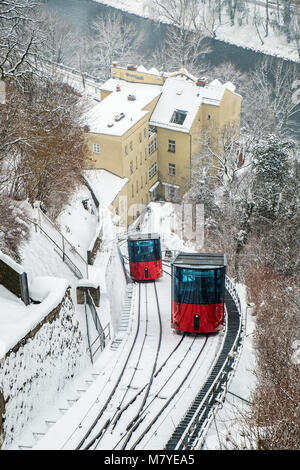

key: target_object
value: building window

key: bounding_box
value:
[144,128,147,138]
[136,180,139,194]
[168,186,176,199]
[140,152,142,165]
[170,109,187,125]
[149,137,157,156]
[125,144,128,155]
[208,114,211,120]
[132,184,134,198]
[141,175,143,188]
[149,126,157,138]
[130,161,133,174]
[168,139,175,153]
[168,163,176,176]
[139,132,142,143]
[145,148,147,160]
[166,185,177,200]
[130,141,133,151]
[149,162,158,180]
[93,143,100,154]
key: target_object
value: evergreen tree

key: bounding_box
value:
[252,134,294,220]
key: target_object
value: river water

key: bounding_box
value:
[43,0,269,71]
[43,0,300,135]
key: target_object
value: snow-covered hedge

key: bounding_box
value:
[0,288,88,448]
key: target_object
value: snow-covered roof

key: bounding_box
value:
[84,79,162,136]
[149,76,238,133]
[84,169,128,206]
[149,77,202,133]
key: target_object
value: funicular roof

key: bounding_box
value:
[127,232,160,241]
[172,252,226,269]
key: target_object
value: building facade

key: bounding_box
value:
[84,64,242,226]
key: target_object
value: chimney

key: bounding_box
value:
[112,61,118,67]
[127,64,137,71]
[116,84,121,92]
[128,94,136,101]
[196,77,208,87]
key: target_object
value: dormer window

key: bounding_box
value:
[170,109,187,125]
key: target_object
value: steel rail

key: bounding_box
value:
[76,282,142,450]
[164,277,243,450]
[120,281,163,449]
[97,282,151,437]
[107,333,185,436]
[116,335,198,449]
[128,335,209,450]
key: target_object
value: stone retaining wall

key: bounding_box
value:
[0,288,88,449]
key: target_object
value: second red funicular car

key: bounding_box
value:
[127,233,163,281]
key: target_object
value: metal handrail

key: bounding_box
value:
[37,208,88,269]
[27,217,83,279]
[89,323,111,358]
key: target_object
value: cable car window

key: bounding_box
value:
[128,239,161,263]
[174,267,225,304]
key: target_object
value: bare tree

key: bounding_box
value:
[90,11,143,79]
[192,123,251,201]
[290,14,300,58]
[0,0,42,84]
[1,78,88,217]
[238,57,300,139]
[151,0,211,71]
[36,8,78,66]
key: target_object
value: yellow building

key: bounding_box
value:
[84,64,242,225]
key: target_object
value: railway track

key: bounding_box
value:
[76,269,212,450]
[78,240,242,451]
[76,281,162,449]
[164,277,243,450]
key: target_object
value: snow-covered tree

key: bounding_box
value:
[251,134,294,220]
[0,0,42,85]
[0,78,88,217]
[245,57,300,138]
[0,195,30,262]
[90,11,143,79]
[150,0,211,71]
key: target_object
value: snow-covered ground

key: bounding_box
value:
[93,0,300,63]
[1,203,255,450]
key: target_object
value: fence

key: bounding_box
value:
[84,289,111,363]
[32,209,89,279]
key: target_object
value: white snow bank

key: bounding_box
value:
[0,250,24,275]
[0,277,69,359]
[29,276,69,303]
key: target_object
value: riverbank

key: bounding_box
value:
[93,0,300,63]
